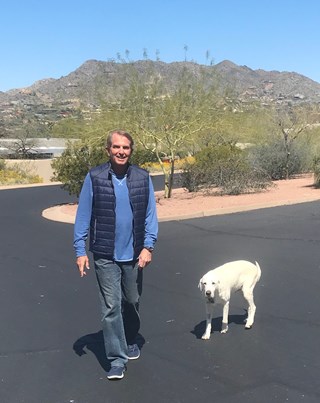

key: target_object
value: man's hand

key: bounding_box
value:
[76,255,90,277]
[138,248,153,269]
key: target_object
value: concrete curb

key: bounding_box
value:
[0,182,62,190]
[41,194,320,225]
[157,196,320,222]
[42,204,76,224]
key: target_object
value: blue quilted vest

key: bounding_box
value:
[89,162,150,259]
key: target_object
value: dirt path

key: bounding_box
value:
[154,174,320,221]
[42,174,320,224]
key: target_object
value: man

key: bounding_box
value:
[74,129,158,380]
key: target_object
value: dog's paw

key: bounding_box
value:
[245,324,253,330]
[201,334,211,340]
[220,329,228,334]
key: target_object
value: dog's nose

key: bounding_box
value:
[205,290,211,296]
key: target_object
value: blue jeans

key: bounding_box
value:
[93,256,142,367]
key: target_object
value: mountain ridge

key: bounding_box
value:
[1,59,319,137]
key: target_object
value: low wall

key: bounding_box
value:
[5,159,55,182]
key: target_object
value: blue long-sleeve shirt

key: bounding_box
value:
[73,173,158,260]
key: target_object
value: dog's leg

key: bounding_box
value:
[242,287,256,329]
[202,302,213,340]
[220,301,229,333]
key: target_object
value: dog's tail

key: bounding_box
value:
[255,261,262,282]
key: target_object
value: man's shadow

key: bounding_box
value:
[191,310,247,339]
[73,331,145,371]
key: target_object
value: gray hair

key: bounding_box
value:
[105,129,134,149]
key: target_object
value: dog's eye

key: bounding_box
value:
[212,282,215,285]
[203,282,206,285]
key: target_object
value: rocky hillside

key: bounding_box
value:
[1,59,320,137]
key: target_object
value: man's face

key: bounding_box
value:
[107,133,133,169]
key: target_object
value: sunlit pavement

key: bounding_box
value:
[1,184,320,402]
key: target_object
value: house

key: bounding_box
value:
[0,138,79,158]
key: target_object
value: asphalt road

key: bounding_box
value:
[1,184,320,403]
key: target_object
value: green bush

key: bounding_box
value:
[181,144,271,195]
[0,165,43,185]
[313,156,320,188]
[51,141,106,197]
[249,139,307,180]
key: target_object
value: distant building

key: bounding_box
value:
[0,138,79,159]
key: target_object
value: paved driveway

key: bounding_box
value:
[1,185,320,402]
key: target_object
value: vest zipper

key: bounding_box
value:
[93,219,97,244]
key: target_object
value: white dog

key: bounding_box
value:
[198,260,261,340]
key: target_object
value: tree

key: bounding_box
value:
[9,134,39,158]
[183,45,188,62]
[51,58,256,198]
[276,107,308,179]
[116,61,218,197]
[247,105,316,180]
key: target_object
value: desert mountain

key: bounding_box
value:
[1,59,320,137]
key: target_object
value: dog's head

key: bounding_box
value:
[198,271,218,303]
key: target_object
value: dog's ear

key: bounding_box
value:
[198,278,204,291]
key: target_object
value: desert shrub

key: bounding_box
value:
[180,162,205,192]
[0,162,43,185]
[0,158,6,170]
[249,138,307,180]
[51,141,106,197]
[181,144,271,195]
[313,156,320,188]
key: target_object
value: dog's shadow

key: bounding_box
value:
[191,310,247,339]
[73,330,145,371]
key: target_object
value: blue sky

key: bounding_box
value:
[1,0,319,92]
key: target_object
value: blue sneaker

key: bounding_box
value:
[127,344,140,360]
[107,366,125,380]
